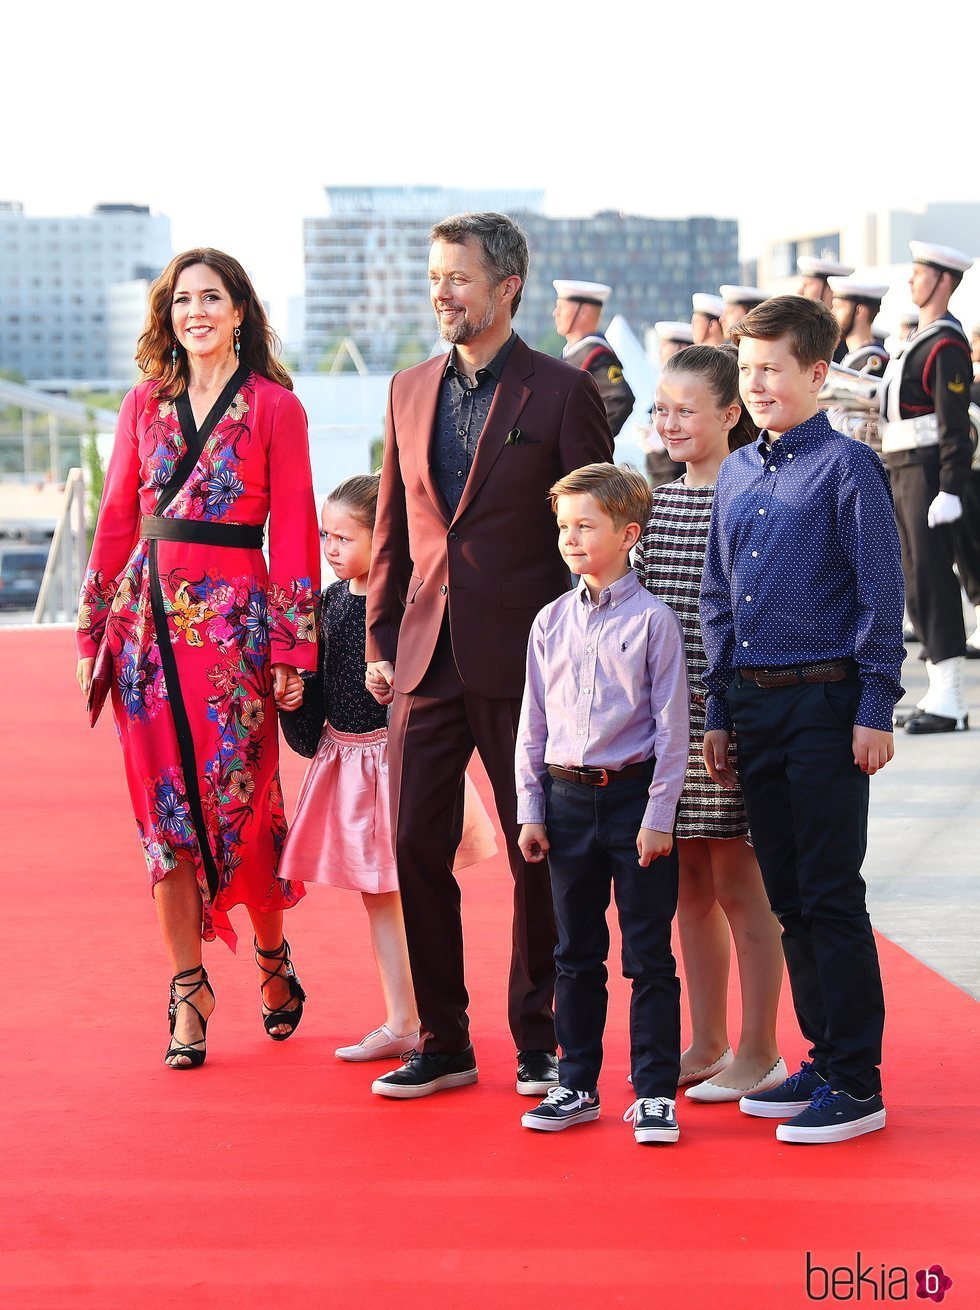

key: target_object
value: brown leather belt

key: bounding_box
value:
[738,658,856,688]
[547,762,651,788]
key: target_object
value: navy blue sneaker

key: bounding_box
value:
[776,1085,885,1143]
[739,1060,827,1118]
[521,1085,600,1132]
[623,1097,679,1144]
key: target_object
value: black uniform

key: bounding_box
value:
[954,373,980,609]
[881,318,973,661]
[562,334,635,438]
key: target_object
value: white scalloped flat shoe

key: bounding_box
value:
[685,1056,788,1103]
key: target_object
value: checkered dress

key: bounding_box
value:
[634,478,749,840]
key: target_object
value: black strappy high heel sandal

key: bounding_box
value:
[165,965,214,1069]
[254,938,307,1041]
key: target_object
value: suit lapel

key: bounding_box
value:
[451,339,534,524]
[411,357,450,522]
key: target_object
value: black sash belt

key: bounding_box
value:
[141,515,264,548]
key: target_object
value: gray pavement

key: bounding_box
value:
[865,645,980,999]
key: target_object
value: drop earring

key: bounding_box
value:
[234,326,241,359]
[171,338,178,365]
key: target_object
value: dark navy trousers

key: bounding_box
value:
[727,672,885,1098]
[545,768,680,1098]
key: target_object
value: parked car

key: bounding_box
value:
[0,543,49,611]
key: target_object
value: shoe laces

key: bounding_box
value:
[785,1060,816,1090]
[807,1084,841,1113]
[623,1097,675,1125]
[543,1085,585,1106]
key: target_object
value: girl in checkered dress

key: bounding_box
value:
[634,346,786,1104]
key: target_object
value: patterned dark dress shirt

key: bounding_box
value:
[432,332,516,516]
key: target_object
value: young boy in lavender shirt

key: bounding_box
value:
[515,463,690,1144]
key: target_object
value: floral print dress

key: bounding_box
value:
[76,371,320,949]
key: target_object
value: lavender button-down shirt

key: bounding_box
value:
[516,570,690,833]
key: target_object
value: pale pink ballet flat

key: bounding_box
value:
[685,1056,788,1103]
[335,1025,421,1063]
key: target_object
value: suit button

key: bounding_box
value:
[440,584,448,595]
[448,532,459,541]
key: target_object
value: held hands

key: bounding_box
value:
[852,725,894,775]
[703,730,738,788]
[273,663,304,711]
[518,823,550,862]
[76,657,95,697]
[637,828,672,866]
[927,491,963,527]
[365,660,395,705]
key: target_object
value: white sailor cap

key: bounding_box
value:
[553,279,612,305]
[797,256,855,279]
[720,285,766,306]
[909,241,974,274]
[899,308,920,327]
[827,276,890,302]
[654,321,695,343]
[692,293,725,319]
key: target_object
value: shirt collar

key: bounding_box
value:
[755,409,833,458]
[444,331,516,381]
[576,569,640,609]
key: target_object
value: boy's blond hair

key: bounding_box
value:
[549,463,652,530]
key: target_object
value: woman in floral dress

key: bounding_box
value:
[76,249,320,1067]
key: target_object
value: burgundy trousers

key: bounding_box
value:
[387,625,557,1055]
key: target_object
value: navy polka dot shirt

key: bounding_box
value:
[700,411,906,733]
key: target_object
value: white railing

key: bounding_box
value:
[33,468,86,624]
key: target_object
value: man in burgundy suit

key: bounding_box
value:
[365,212,614,1099]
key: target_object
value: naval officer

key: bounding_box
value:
[553,279,636,437]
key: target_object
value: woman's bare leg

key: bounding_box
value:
[247,906,303,1037]
[154,858,214,1066]
[363,891,419,1036]
[676,838,732,1080]
[706,838,783,1087]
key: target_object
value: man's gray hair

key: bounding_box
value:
[429,212,529,316]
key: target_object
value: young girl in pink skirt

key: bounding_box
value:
[279,475,496,1061]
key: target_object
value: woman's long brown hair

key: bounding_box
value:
[135,247,293,397]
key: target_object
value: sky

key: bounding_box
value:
[5,0,980,326]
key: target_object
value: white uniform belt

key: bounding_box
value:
[880,415,939,454]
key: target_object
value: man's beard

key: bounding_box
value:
[438,299,498,345]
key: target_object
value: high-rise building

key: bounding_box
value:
[756,203,980,286]
[302,187,739,371]
[0,201,171,381]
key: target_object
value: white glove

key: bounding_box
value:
[927,491,963,527]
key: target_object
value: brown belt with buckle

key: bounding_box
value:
[738,658,856,688]
[546,762,651,788]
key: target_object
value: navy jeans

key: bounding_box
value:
[545,768,680,1098]
[727,672,885,1098]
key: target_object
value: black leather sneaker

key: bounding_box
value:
[516,1050,560,1095]
[371,1046,478,1099]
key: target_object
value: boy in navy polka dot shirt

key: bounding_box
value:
[699,295,905,1144]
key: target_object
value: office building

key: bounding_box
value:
[0,201,171,381]
[302,187,739,371]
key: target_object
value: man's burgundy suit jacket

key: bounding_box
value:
[366,334,615,699]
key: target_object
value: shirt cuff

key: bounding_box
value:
[704,694,733,734]
[855,684,899,733]
[641,800,678,833]
[517,795,546,825]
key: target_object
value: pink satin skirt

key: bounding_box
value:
[280,723,497,893]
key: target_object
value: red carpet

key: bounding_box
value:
[2,628,977,1309]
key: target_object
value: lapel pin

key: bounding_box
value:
[506,428,522,445]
